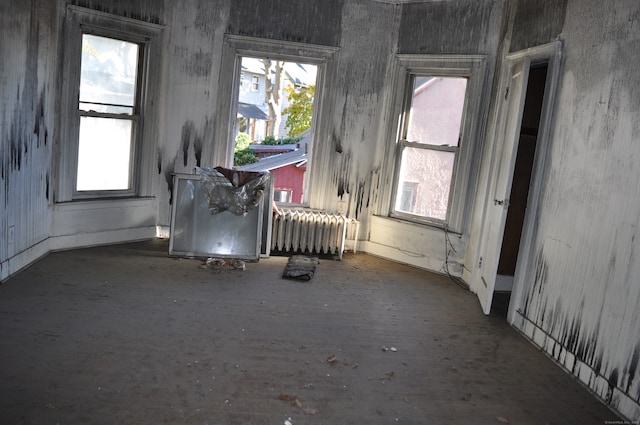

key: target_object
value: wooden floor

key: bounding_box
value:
[0,239,621,424]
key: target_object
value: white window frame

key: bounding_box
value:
[382,55,487,234]
[214,35,339,206]
[57,5,163,202]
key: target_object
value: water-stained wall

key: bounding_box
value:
[506,0,640,420]
[155,0,347,227]
[310,0,396,223]
[0,0,58,280]
[155,0,228,226]
[398,0,500,54]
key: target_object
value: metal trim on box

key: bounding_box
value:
[169,173,265,260]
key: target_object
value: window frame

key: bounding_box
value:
[215,35,339,207]
[57,5,163,202]
[383,55,487,234]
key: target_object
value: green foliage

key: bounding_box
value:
[234,132,252,152]
[234,148,258,166]
[233,132,258,166]
[261,135,301,145]
[283,84,315,137]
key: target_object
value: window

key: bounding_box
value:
[77,35,140,191]
[57,6,162,201]
[234,56,318,204]
[216,35,338,207]
[251,75,260,91]
[384,55,487,232]
[392,76,468,222]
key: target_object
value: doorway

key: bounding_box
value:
[491,64,548,316]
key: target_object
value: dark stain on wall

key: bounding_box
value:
[606,368,619,404]
[332,150,351,198]
[398,0,495,54]
[34,91,45,148]
[333,131,343,154]
[10,119,22,172]
[355,179,366,219]
[227,0,344,46]
[510,0,567,53]
[45,172,49,201]
[523,248,548,317]
[181,121,195,167]
[593,350,604,377]
[194,0,218,39]
[194,135,203,168]
[157,147,163,174]
[180,48,213,78]
[72,0,164,25]
[164,165,175,205]
[626,346,639,394]
[180,118,214,169]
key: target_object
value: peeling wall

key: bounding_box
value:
[226,0,344,46]
[155,0,228,226]
[310,0,396,225]
[0,0,57,279]
[398,0,499,54]
[509,0,567,52]
[70,0,165,24]
[508,0,640,420]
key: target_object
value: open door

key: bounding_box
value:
[475,41,562,316]
[475,59,530,314]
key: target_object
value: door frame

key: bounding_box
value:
[473,41,562,317]
[506,41,562,323]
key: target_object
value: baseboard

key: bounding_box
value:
[515,310,640,422]
[49,226,157,252]
[1,226,158,283]
[0,238,51,283]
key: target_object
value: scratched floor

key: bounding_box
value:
[0,239,622,424]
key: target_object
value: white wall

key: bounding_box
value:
[461,0,640,420]
[508,0,640,419]
[0,1,58,280]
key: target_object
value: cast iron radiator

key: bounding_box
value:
[271,208,356,260]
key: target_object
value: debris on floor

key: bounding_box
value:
[282,255,318,281]
[278,393,319,415]
[203,257,246,272]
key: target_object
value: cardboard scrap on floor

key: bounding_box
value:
[283,255,318,281]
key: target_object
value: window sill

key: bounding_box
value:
[384,213,461,235]
[54,196,156,209]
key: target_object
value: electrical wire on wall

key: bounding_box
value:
[441,225,470,292]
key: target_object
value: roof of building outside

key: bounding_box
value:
[237,102,269,120]
[237,130,311,172]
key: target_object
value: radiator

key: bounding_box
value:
[271,209,357,259]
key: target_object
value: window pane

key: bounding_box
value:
[394,147,455,221]
[406,76,467,147]
[80,34,138,110]
[77,117,132,191]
